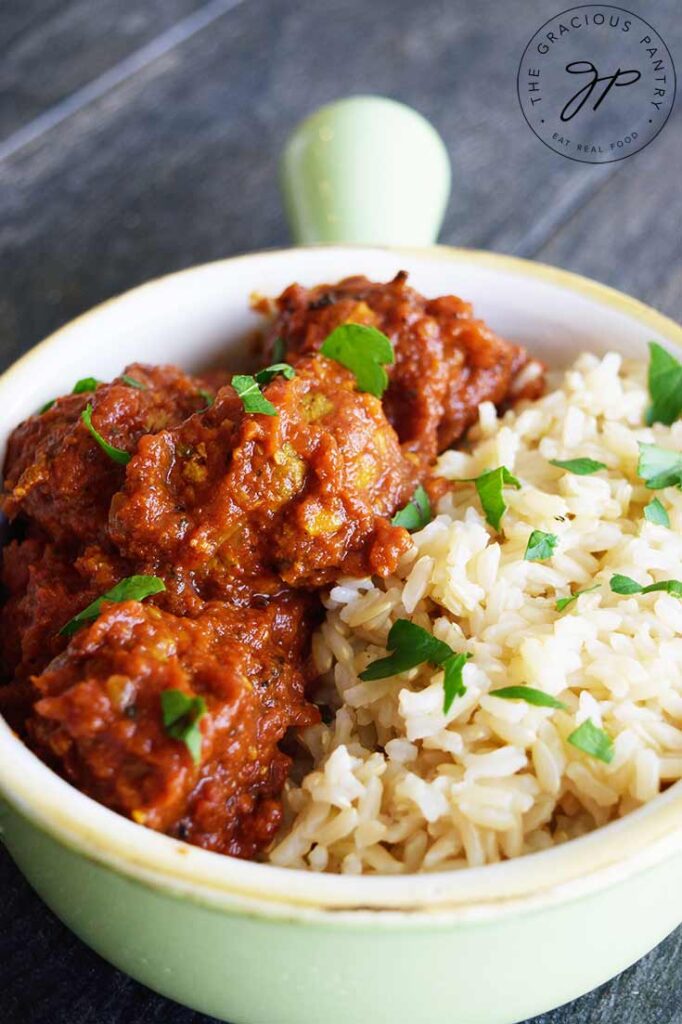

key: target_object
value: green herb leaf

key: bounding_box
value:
[254,362,296,386]
[489,685,567,710]
[271,337,286,363]
[643,580,682,596]
[549,457,607,475]
[644,497,670,527]
[161,689,207,765]
[359,620,470,712]
[120,374,148,390]
[60,575,166,637]
[39,399,56,414]
[81,404,131,465]
[197,388,214,408]
[231,374,277,416]
[609,573,645,595]
[72,377,102,394]
[472,467,521,530]
[391,484,432,532]
[567,719,614,764]
[647,341,682,426]
[555,584,600,612]
[442,653,472,713]
[610,573,682,597]
[637,442,682,490]
[524,530,558,562]
[320,323,394,397]
[359,619,456,681]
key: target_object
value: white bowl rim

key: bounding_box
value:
[2,243,682,921]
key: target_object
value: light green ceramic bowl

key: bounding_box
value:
[2,99,682,1024]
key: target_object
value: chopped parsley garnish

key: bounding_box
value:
[60,575,166,637]
[470,466,521,530]
[161,689,207,765]
[489,685,567,710]
[567,719,614,764]
[549,457,607,475]
[359,619,470,713]
[39,399,56,414]
[231,374,277,416]
[72,377,102,394]
[391,484,432,531]
[644,497,670,527]
[610,573,682,597]
[271,336,286,363]
[647,341,682,426]
[254,362,296,386]
[442,653,472,713]
[231,362,296,415]
[524,530,558,562]
[197,388,214,408]
[120,374,147,390]
[81,404,131,464]
[228,362,295,415]
[359,620,454,679]
[637,442,682,490]
[320,323,394,398]
[555,584,600,612]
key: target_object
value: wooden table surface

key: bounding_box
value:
[1,1,680,1021]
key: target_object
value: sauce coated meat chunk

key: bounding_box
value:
[110,354,417,596]
[27,595,317,857]
[264,273,544,461]
[3,364,224,548]
[0,535,124,685]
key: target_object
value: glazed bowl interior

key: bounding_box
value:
[2,243,682,917]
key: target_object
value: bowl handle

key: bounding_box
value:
[280,96,451,247]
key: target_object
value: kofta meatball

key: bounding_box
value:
[28,595,317,858]
[110,354,418,596]
[2,364,225,548]
[263,272,545,461]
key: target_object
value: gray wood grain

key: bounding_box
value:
[0,0,681,1022]
[0,0,207,140]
